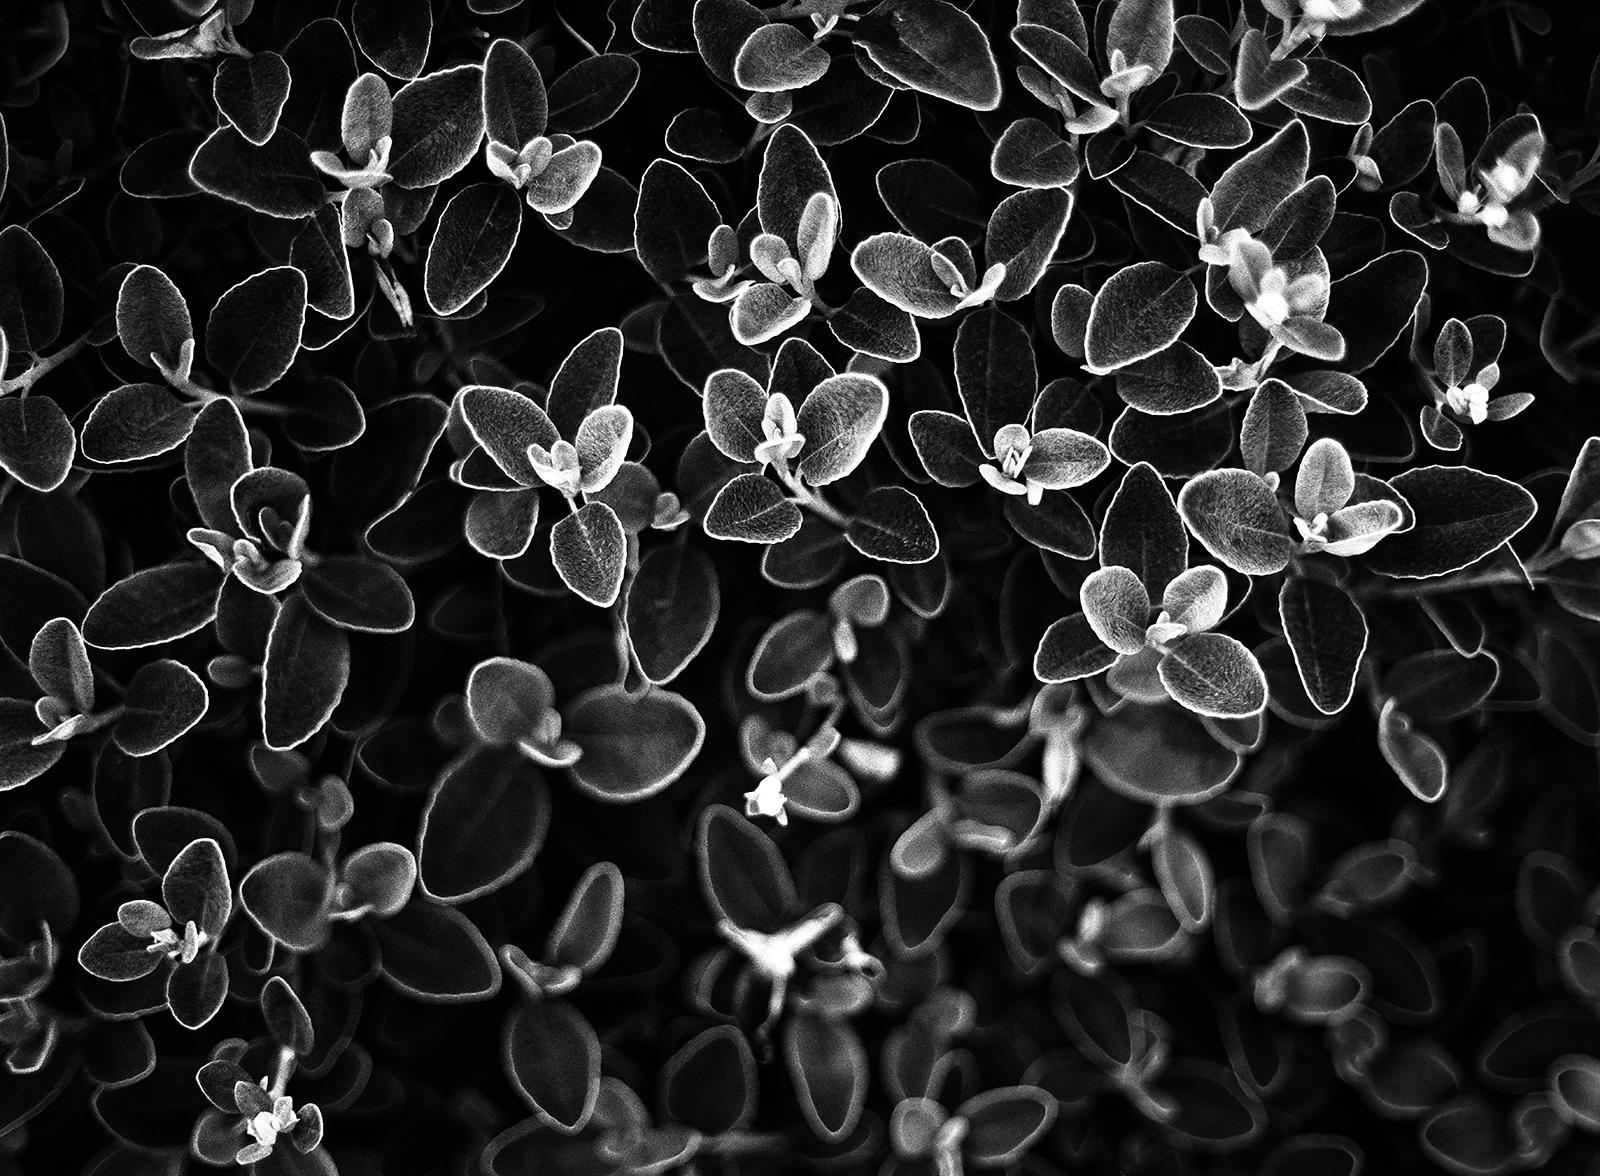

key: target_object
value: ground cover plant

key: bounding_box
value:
[3,0,1600,1172]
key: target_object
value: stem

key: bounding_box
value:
[1361,567,1539,601]
[269,1046,295,1099]
[773,463,850,529]
[0,333,90,396]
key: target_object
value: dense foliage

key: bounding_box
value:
[3,0,1600,1173]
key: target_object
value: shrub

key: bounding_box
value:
[2,0,1600,1173]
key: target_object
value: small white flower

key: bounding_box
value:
[743,764,789,826]
[1443,382,1489,424]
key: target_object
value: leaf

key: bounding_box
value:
[625,544,720,685]
[205,267,307,395]
[705,473,803,544]
[114,660,208,757]
[958,1085,1058,1166]
[505,999,600,1132]
[300,555,416,633]
[758,123,836,245]
[1083,702,1241,805]
[1100,462,1187,597]
[696,803,798,931]
[1144,93,1251,149]
[1080,566,1151,655]
[1152,827,1214,933]
[854,0,1002,111]
[545,861,626,973]
[458,383,558,487]
[83,564,220,650]
[260,976,315,1056]
[1295,437,1355,519]
[784,1017,868,1144]
[662,1025,759,1135]
[564,685,705,802]
[1281,57,1372,126]
[1280,577,1367,714]
[797,373,888,486]
[1377,699,1448,802]
[574,407,633,495]
[990,117,1080,188]
[189,126,326,219]
[116,265,193,372]
[388,64,485,189]
[375,899,501,1002]
[850,233,967,319]
[1210,118,1309,232]
[1034,613,1120,683]
[987,187,1073,302]
[418,746,549,902]
[213,52,292,146]
[167,951,228,1029]
[1085,262,1197,374]
[0,700,64,792]
[634,159,720,285]
[735,23,830,92]
[909,409,984,487]
[80,384,195,464]
[954,306,1036,454]
[1114,342,1221,415]
[1326,250,1428,373]
[1234,29,1309,112]
[0,396,75,493]
[747,610,834,700]
[261,594,351,751]
[548,54,640,133]
[551,501,626,607]
[481,38,546,150]
[353,0,432,80]
[1177,469,1293,575]
[1240,379,1309,474]
[163,837,232,940]
[1363,466,1537,579]
[239,852,335,951]
[424,183,522,316]
[0,227,63,353]
[847,486,939,564]
[1159,633,1268,718]
[29,616,92,713]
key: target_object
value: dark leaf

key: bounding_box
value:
[987,187,1073,302]
[113,659,208,757]
[205,267,307,395]
[1364,466,1536,579]
[213,52,292,146]
[548,54,641,133]
[80,383,194,464]
[83,563,219,651]
[189,126,326,219]
[847,486,939,564]
[0,226,63,353]
[696,803,799,930]
[261,594,351,751]
[1279,577,1367,714]
[0,396,74,492]
[482,38,546,146]
[353,0,432,79]
[564,685,704,802]
[1100,462,1187,597]
[375,899,501,1002]
[424,183,522,316]
[301,555,416,633]
[505,998,601,1132]
[388,64,485,189]
[417,747,549,902]
[634,159,719,285]
[854,0,1002,111]
[625,544,720,684]
[240,852,334,952]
